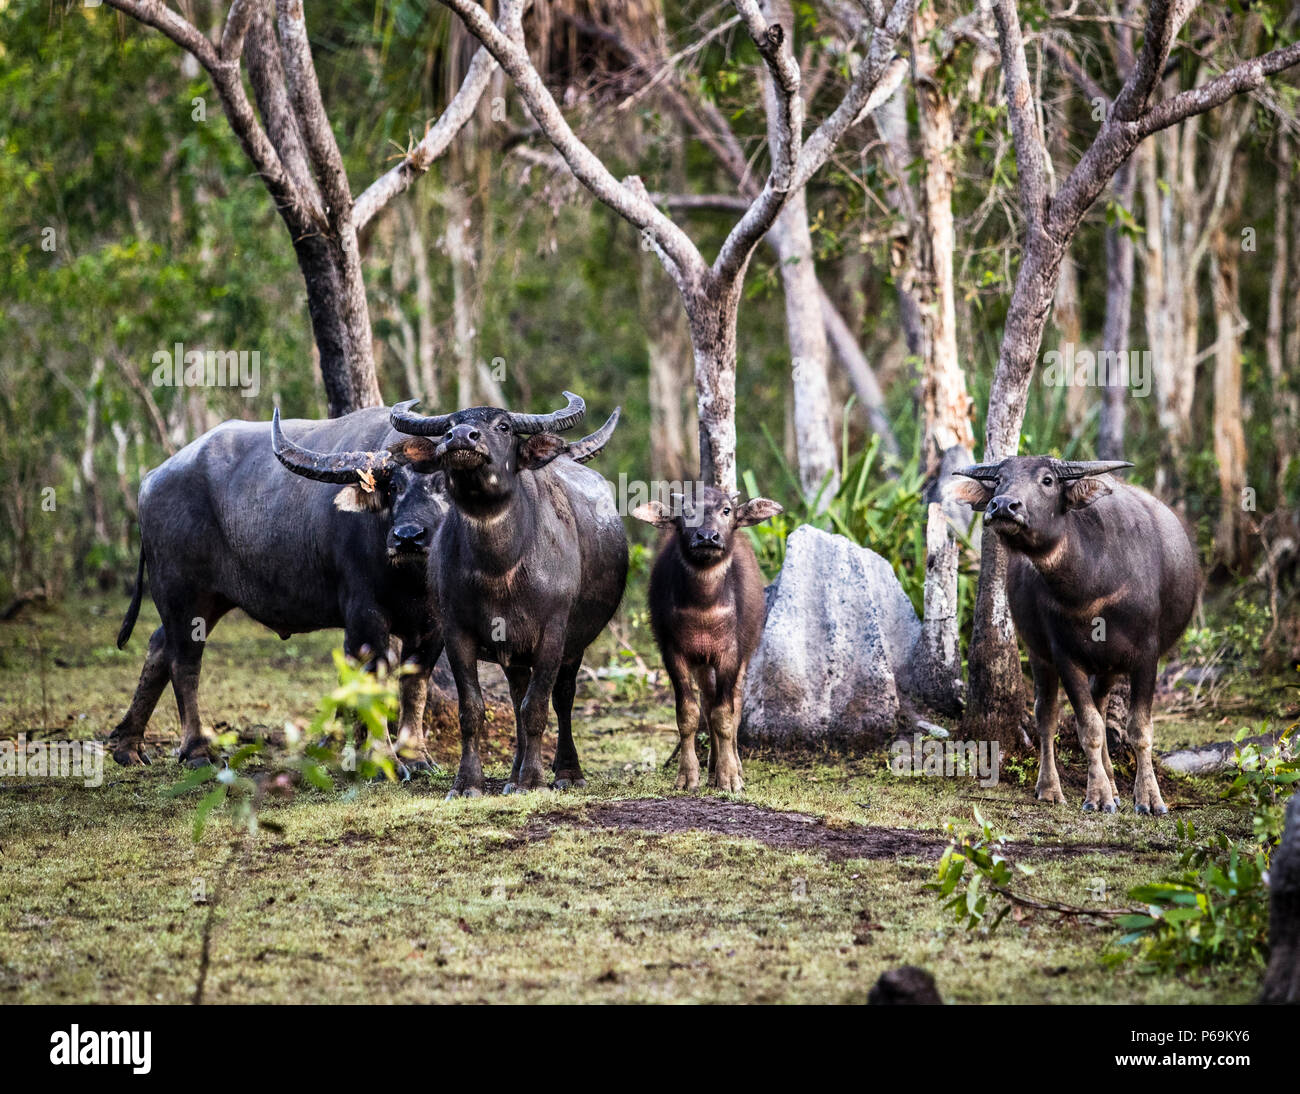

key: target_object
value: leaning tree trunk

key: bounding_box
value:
[1261,792,1300,1003]
[640,247,695,484]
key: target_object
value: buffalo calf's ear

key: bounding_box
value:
[631,501,675,527]
[736,497,783,527]
[334,485,386,513]
[947,478,994,511]
[1064,475,1113,510]
[518,432,568,470]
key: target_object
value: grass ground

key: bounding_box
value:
[0,595,1293,1004]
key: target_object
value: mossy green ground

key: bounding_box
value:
[0,596,1293,1004]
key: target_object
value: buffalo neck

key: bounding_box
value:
[1022,510,1113,601]
[447,472,538,574]
[675,543,734,605]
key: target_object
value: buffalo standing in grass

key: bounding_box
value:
[633,486,782,792]
[110,408,448,768]
[953,457,1198,814]
[389,393,626,798]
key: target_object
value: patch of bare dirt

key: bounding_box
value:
[517,798,1142,863]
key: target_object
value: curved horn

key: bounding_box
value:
[389,399,455,437]
[952,461,1004,483]
[507,391,585,435]
[271,408,392,484]
[566,407,620,464]
[1055,460,1133,481]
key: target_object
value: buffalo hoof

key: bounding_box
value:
[1035,790,1065,804]
[180,749,215,769]
[552,777,586,791]
[1134,801,1168,816]
[111,742,151,767]
[445,786,483,801]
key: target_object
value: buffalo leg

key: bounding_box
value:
[444,631,486,799]
[708,667,743,793]
[505,666,531,787]
[666,650,702,791]
[551,661,585,789]
[1059,661,1116,814]
[395,637,442,771]
[1128,659,1167,815]
[506,627,564,793]
[108,625,169,766]
[1030,655,1065,803]
[167,622,212,767]
[1089,671,1121,809]
[344,616,393,751]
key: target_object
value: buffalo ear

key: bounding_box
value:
[518,432,568,470]
[631,500,674,527]
[947,478,994,511]
[1064,475,1112,509]
[388,436,440,472]
[334,484,385,513]
[735,497,783,527]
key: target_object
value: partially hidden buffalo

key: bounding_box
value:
[952,457,1198,815]
[388,392,627,798]
[110,407,448,767]
[633,486,782,792]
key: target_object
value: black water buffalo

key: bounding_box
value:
[389,393,627,798]
[953,457,1198,815]
[109,407,448,768]
[633,486,782,792]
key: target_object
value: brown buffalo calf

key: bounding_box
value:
[633,486,782,792]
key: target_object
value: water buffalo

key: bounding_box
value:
[388,393,626,798]
[953,457,1198,815]
[633,486,782,792]
[109,406,448,768]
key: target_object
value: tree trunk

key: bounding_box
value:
[763,0,838,503]
[687,283,742,491]
[1098,157,1136,462]
[640,250,694,484]
[445,185,478,410]
[911,6,975,478]
[1053,249,1087,436]
[770,198,840,501]
[1267,131,1296,487]
[919,502,962,715]
[1210,227,1249,569]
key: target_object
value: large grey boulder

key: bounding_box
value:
[741,525,924,750]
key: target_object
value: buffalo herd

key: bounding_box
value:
[110,398,1197,814]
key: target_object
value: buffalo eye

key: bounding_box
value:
[722,507,731,517]
[495,420,511,434]
[1041,475,1053,487]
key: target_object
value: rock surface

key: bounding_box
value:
[741,525,923,751]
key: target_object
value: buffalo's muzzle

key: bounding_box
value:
[985,495,1027,529]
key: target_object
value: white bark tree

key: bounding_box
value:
[964,0,1300,750]
[439,0,917,490]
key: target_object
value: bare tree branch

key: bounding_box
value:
[1138,39,1300,137]
[355,0,528,231]
[437,0,707,289]
[990,0,1050,232]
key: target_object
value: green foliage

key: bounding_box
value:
[165,649,403,841]
[926,808,1034,931]
[1112,724,1298,974]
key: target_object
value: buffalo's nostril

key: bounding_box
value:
[394,523,426,545]
[467,429,480,442]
